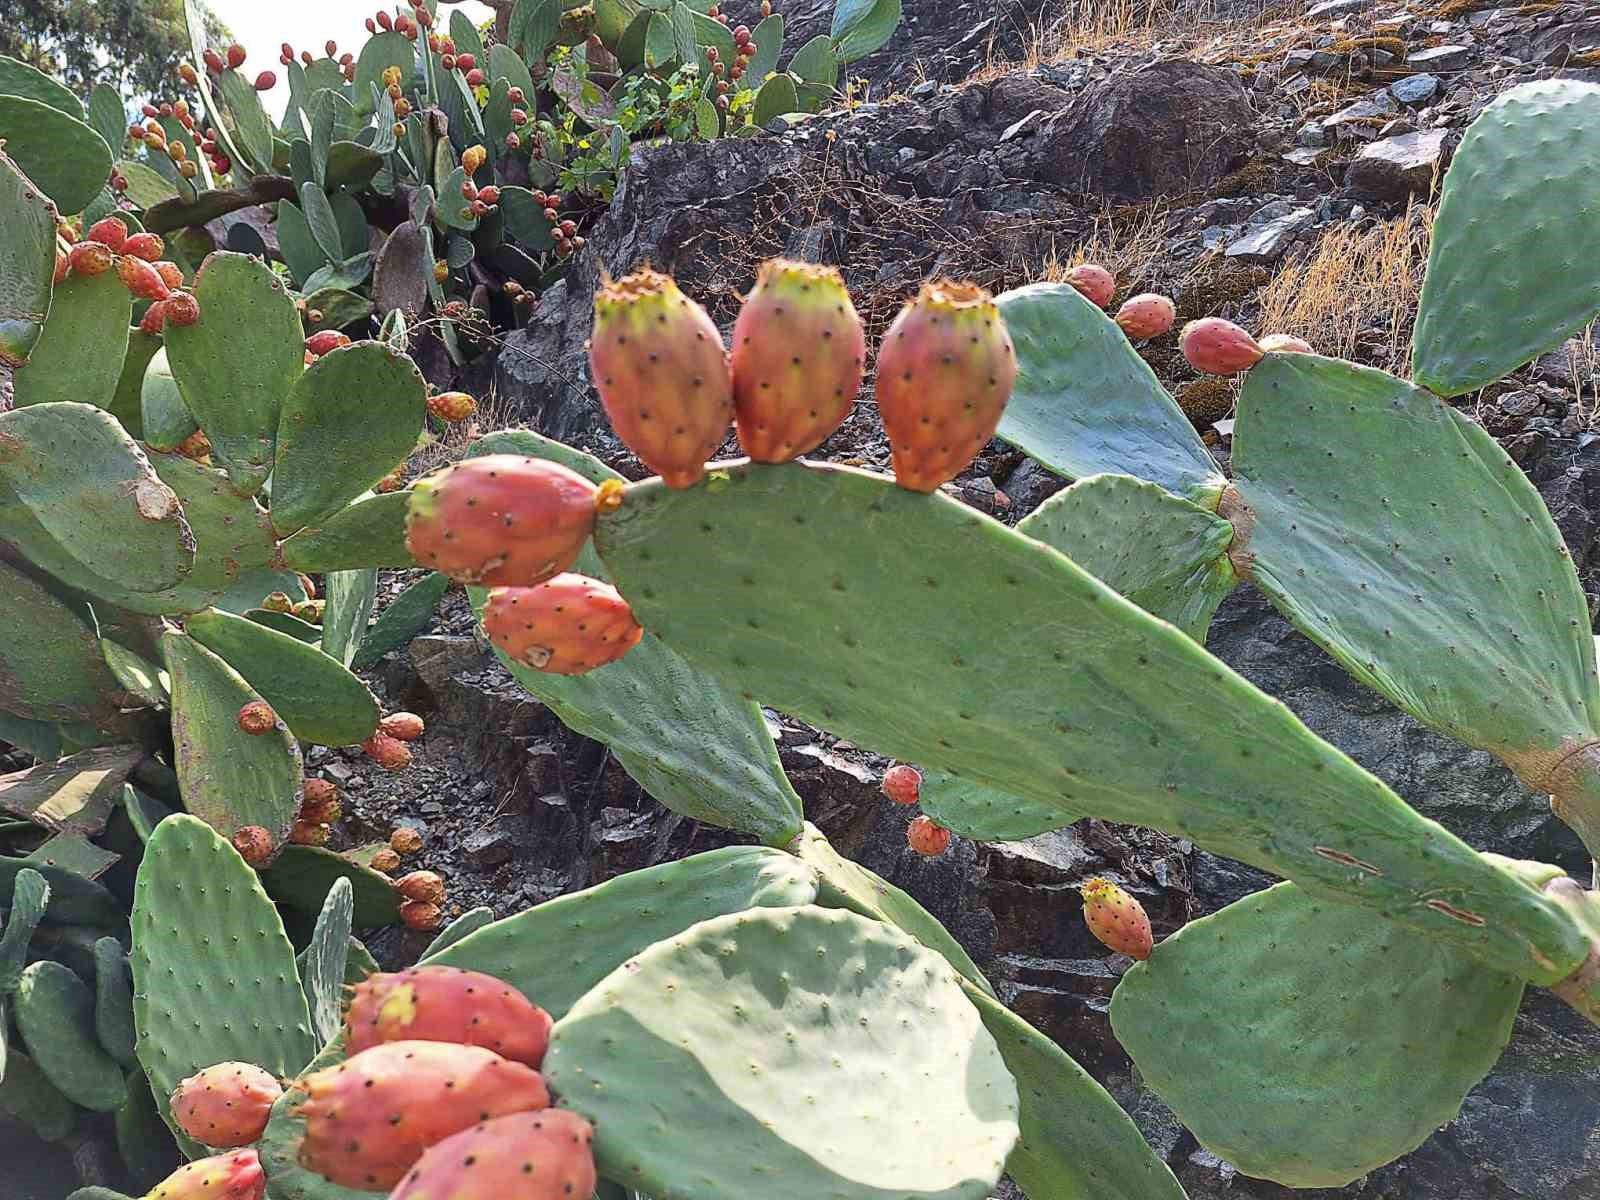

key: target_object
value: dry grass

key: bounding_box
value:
[1036,204,1175,297]
[1251,201,1433,373]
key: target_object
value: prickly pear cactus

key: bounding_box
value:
[0,146,58,366]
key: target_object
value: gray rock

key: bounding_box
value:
[1305,0,1374,17]
[1391,72,1441,104]
[1344,129,1451,199]
[1409,43,1474,70]
[1325,93,1399,127]
[1225,206,1315,261]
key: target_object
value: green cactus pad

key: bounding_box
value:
[278,491,417,571]
[246,607,321,642]
[961,982,1186,1200]
[0,146,57,367]
[0,95,112,214]
[10,271,131,409]
[791,823,994,997]
[351,571,449,669]
[546,905,1019,1200]
[0,403,195,592]
[107,329,161,438]
[164,251,304,493]
[1110,881,1525,1186]
[594,460,1587,982]
[101,638,167,706]
[917,771,1078,843]
[0,559,131,724]
[139,347,199,451]
[271,342,427,534]
[185,608,380,746]
[466,430,805,845]
[353,32,417,113]
[430,845,818,1019]
[320,567,376,666]
[1233,354,1596,781]
[1,856,122,927]
[213,69,275,174]
[257,1036,372,1200]
[131,815,318,1140]
[93,935,138,1068]
[162,629,303,844]
[0,54,84,117]
[114,1074,182,1194]
[0,865,48,990]
[14,960,129,1110]
[0,1049,77,1141]
[995,283,1223,504]
[300,876,353,1044]
[260,845,399,929]
[1413,81,1600,397]
[418,905,495,959]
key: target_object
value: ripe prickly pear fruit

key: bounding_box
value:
[875,280,1017,493]
[305,329,351,357]
[391,827,423,855]
[907,815,951,856]
[154,260,184,289]
[170,1062,282,1148]
[53,249,67,283]
[237,701,276,735]
[730,259,865,462]
[203,47,225,74]
[588,268,733,489]
[396,870,444,904]
[254,70,276,90]
[380,712,425,741]
[405,455,603,588]
[86,217,128,251]
[426,390,475,421]
[142,1148,265,1200]
[226,43,246,68]
[1080,877,1153,960]
[462,144,487,175]
[122,232,165,261]
[231,826,273,866]
[363,731,413,771]
[68,241,115,276]
[294,1041,551,1190]
[164,290,201,326]
[300,778,341,825]
[344,965,553,1067]
[119,254,172,301]
[1114,293,1176,340]
[140,300,170,334]
[880,763,921,805]
[1259,332,1313,354]
[289,820,330,846]
[390,1110,597,1200]
[482,574,644,676]
[369,847,401,874]
[1180,318,1263,376]
[1066,263,1115,309]
[400,900,444,930]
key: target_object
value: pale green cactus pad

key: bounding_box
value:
[418,905,494,959]
[13,960,128,1111]
[1413,81,1600,397]
[279,491,416,571]
[108,328,161,438]
[320,567,376,667]
[961,982,1187,1200]
[10,271,131,409]
[0,94,112,214]
[594,460,1587,981]
[545,905,1020,1200]
[466,430,805,845]
[139,346,199,451]
[0,559,131,724]
[299,876,354,1044]
[131,816,318,1144]
[995,282,1224,504]
[1110,881,1526,1187]
[0,146,58,366]
[162,629,303,844]
[164,252,305,493]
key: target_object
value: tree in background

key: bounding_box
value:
[1,0,230,101]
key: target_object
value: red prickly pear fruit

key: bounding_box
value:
[227,44,246,69]
[294,1041,550,1190]
[426,390,476,421]
[231,826,273,866]
[1114,293,1176,340]
[478,184,499,206]
[1259,332,1313,354]
[377,11,393,28]
[68,241,115,276]
[466,67,485,86]
[380,712,425,741]
[119,255,172,301]
[391,1110,597,1200]
[142,1148,265,1200]
[123,232,165,261]
[482,575,644,676]
[300,778,341,824]
[907,815,951,856]
[53,249,68,284]
[170,1062,282,1148]
[165,290,201,326]
[874,280,1017,493]
[289,820,330,846]
[400,899,444,930]
[180,61,199,84]
[254,71,276,90]
[880,763,921,805]
[1080,877,1153,960]
[1065,263,1116,309]
[369,847,401,874]
[325,39,338,56]
[391,827,423,854]
[405,455,602,588]
[395,870,444,904]
[508,86,525,105]
[305,329,351,356]
[1180,318,1264,376]
[86,217,128,251]
[203,47,225,73]
[362,731,413,770]
[730,259,865,463]
[153,260,184,289]
[237,701,276,734]
[140,300,170,334]
[456,52,477,70]
[588,269,732,488]
[344,967,552,1068]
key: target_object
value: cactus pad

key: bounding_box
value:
[594,460,1587,980]
[995,283,1223,504]
[279,492,416,571]
[0,146,57,366]
[139,347,199,451]
[351,572,450,669]
[0,94,112,214]
[0,1049,77,1141]
[14,960,129,1111]
[300,876,354,1044]
[320,567,376,666]
[10,271,131,409]
[0,559,131,723]
[545,905,1019,1200]
[93,934,139,1068]
[0,865,48,990]
[260,845,398,929]
[1110,881,1525,1186]
[1413,81,1600,397]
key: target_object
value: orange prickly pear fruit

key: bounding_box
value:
[289,820,330,846]
[1066,263,1115,308]
[380,712,425,741]
[1114,293,1176,340]
[588,268,732,488]
[390,827,423,855]
[344,965,553,1067]
[141,1148,265,1199]
[122,231,165,261]
[170,1062,282,1148]
[482,574,644,675]
[119,254,172,301]
[874,280,1017,493]
[164,290,201,326]
[304,329,350,357]
[230,826,273,866]
[1180,318,1264,376]
[880,764,921,805]
[1080,877,1153,960]
[300,778,341,824]
[390,1110,596,1200]
[362,732,413,770]
[369,847,401,873]
[395,870,444,903]
[86,217,129,251]
[730,258,865,462]
[1259,332,1313,354]
[68,241,116,275]
[426,390,475,421]
[140,300,170,333]
[236,701,276,734]
[906,815,951,856]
